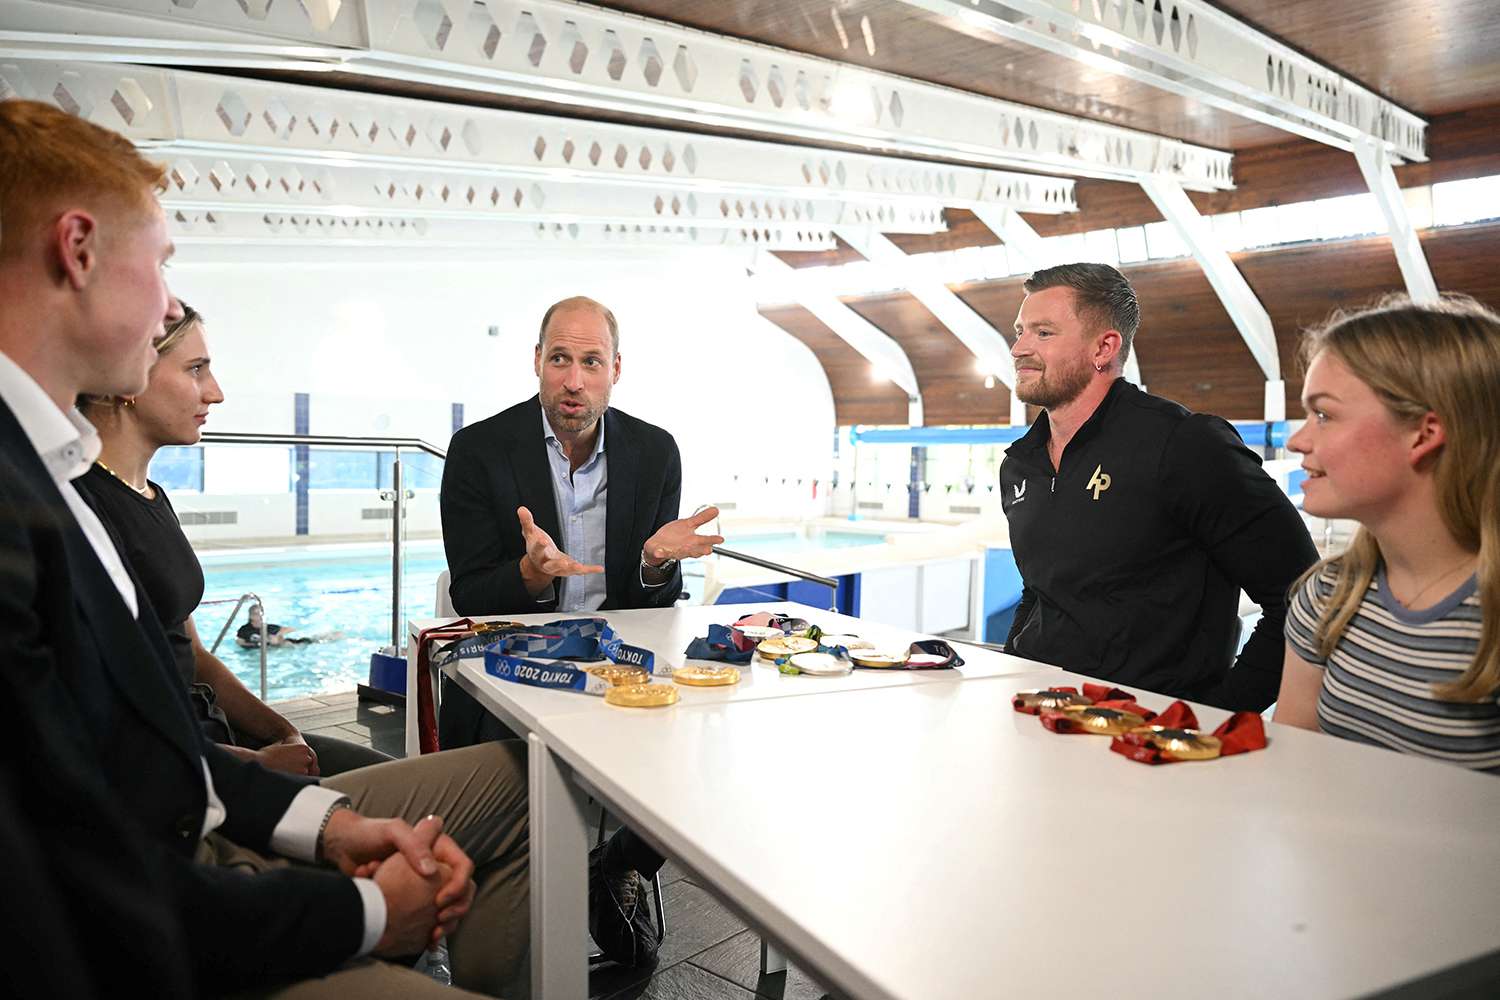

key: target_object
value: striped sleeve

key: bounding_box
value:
[1285,565,1334,665]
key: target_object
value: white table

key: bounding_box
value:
[540,669,1500,1000]
[405,602,1054,994]
[403,602,1047,758]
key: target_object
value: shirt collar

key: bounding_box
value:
[540,405,606,465]
[0,350,101,483]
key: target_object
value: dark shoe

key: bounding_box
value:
[588,841,661,968]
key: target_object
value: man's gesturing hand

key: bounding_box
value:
[643,506,725,565]
[517,505,603,595]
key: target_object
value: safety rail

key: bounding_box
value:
[201,592,267,699]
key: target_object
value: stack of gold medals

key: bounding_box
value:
[590,664,680,708]
[1013,683,1236,762]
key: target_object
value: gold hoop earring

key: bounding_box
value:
[121,397,136,408]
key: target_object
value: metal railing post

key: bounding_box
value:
[204,592,269,700]
[389,456,404,650]
[711,546,840,613]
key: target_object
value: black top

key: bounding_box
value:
[75,463,204,687]
[999,378,1318,712]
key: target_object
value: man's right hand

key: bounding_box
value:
[517,505,604,596]
[372,817,451,957]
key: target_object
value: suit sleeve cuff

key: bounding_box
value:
[269,785,350,862]
[352,877,387,957]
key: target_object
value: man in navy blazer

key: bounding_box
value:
[439,296,723,966]
[0,100,528,997]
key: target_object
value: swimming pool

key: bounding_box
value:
[201,529,889,701]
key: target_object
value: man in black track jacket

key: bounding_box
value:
[999,263,1316,712]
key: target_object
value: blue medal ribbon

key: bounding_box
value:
[479,618,655,694]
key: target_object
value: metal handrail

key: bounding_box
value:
[197,431,446,660]
[199,431,448,459]
[710,546,839,612]
[201,592,268,700]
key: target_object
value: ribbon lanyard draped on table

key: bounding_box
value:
[479,618,656,693]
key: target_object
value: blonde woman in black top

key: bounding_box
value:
[78,303,389,776]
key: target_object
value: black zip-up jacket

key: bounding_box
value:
[1000,379,1317,711]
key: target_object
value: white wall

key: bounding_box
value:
[166,244,836,540]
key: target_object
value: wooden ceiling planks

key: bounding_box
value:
[840,291,1015,425]
[764,221,1500,427]
[1214,0,1500,118]
[757,303,911,424]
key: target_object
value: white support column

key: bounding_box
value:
[1140,175,1280,382]
[1353,137,1439,305]
[835,225,1018,390]
[752,251,923,401]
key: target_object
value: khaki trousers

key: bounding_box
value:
[213,741,530,999]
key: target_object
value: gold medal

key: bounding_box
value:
[587,664,650,687]
[757,636,818,660]
[1013,689,1094,712]
[850,650,910,668]
[1129,726,1223,760]
[472,620,526,633]
[818,634,873,651]
[604,683,680,708]
[673,666,741,687]
[785,651,851,676]
[1058,705,1148,735]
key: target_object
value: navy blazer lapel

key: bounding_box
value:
[60,492,203,768]
[510,396,563,543]
[603,407,638,595]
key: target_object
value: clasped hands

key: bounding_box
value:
[321,809,476,956]
[517,504,724,595]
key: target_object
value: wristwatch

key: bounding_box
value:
[642,554,678,575]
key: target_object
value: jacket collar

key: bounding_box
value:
[1009,378,1133,468]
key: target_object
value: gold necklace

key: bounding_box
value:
[1393,557,1477,609]
[95,459,150,496]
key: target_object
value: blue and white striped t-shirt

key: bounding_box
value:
[1286,562,1498,773]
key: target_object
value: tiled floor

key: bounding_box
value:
[275,693,838,1000]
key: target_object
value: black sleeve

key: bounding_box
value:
[204,740,316,849]
[166,848,365,990]
[1161,415,1319,711]
[625,433,684,609]
[441,428,556,616]
[1004,586,1036,651]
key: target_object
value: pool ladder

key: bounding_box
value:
[203,592,269,701]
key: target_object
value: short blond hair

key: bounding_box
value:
[0,99,166,260]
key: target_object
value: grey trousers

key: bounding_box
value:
[214,741,530,999]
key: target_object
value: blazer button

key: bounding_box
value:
[176,815,196,839]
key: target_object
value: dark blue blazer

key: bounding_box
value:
[0,397,364,994]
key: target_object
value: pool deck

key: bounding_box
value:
[272,691,838,999]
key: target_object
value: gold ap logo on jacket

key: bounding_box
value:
[1086,464,1112,500]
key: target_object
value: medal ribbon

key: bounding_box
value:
[413,617,483,754]
[1109,704,1267,764]
[481,618,655,694]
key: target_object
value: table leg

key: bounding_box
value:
[760,936,788,975]
[528,733,590,998]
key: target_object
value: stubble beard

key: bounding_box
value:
[1013,356,1093,410]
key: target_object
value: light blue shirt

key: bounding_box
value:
[542,409,610,612]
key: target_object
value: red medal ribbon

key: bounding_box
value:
[413,617,480,754]
[1109,704,1268,765]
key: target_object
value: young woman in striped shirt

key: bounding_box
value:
[1275,295,1500,773]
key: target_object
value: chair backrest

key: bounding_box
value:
[435,568,456,618]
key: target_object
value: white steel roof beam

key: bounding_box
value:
[835,225,1019,392]
[1353,138,1438,304]
[894,0,1426,162]
[0,59,1077,218]
[752,252,923,402]
[0,0,1235,189]
[1140,175,1279,390]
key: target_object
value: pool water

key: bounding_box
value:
[201,529,888,702]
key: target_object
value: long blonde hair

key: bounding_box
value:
[1298,293,1500,701]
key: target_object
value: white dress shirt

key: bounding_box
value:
[0,350,383,956]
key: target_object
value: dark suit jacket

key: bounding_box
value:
[0,398,364,995]
[441,396,685,616]
[437,397,686,746]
